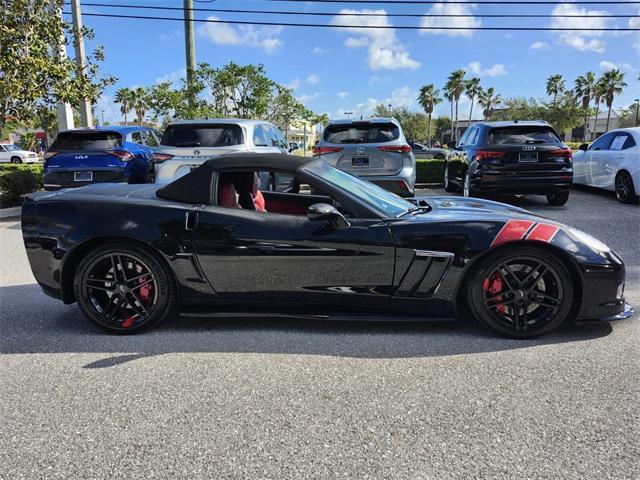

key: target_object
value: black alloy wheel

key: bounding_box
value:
[444,163,456,192]
[468,247,573,338]
[546,190,570,206]
[74,243,176,333]
[615,171,638,204]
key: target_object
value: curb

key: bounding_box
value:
[0,207,21,219]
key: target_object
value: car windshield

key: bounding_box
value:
[51,132,122,150]
[324,123,400,144]
[303,161,413,218]
[487,126,562,145]
[161,124,244,147]
[2,144,19,151]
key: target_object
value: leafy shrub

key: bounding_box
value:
[415,158,465,184]
[565,141,590,150]
[0,164,43,184]
[0,169,42,207]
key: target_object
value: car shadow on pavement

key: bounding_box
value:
[0,283,615,368]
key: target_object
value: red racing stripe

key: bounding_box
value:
[491,220,536,247]
[526,223,559,243]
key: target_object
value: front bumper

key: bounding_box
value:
[471,169,573,194]
[43,167,128,189]
[575,259,633,323]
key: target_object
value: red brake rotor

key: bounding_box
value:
[483,271,506,314]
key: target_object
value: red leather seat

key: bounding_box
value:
[234,172,266,212]
[218,180,239,209]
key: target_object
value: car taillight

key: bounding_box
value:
[378,145,411,154]
[153,153,174,163]
[43,151,57,160]
[108,150,134,161]
[475,150,506,161]
[551,148,572,162]
[312,146,343,155]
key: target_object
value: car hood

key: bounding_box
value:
[416,195,536,218]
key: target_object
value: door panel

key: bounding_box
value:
[193,207,395,308]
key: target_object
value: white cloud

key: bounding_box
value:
[306,74,320,85]
[599,60,636,73]
[337,91,349,99]
[550,4,611,53]
[159,30,181,41]
[467,62,507,77]
[420,2,481,38]
[155,68,186,86]
[530,41,550,50]
[199,16,283,53]
[287,78,301,90]
[95,94,121,125]
[335,86,416,118]
[297,92,322,103]
[330,9,420,70]
[629,12,640,28]
[312,46,329,54]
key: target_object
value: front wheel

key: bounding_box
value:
[463,169,471,197]
[74,242,177,334]
[11,156,22,164]
[546,191,570,206]
[467,246,574,338]
[443,163,457,192]
[615,171,638,204]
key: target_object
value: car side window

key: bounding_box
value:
[253,125,269,147]
[273,126,288,150]
[622,134,636,150]
[0,145,5,152]
[131,131,144,145]
[458,128,471,146]
[467,127,479,145]
[143,130,159,147]
[590,132,615,151]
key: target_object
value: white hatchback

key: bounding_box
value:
[573,127,640,204]
[154,119,292,184]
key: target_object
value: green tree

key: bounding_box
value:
[601,69,627,132]
[0,0,115,140]
[114,87,134,125]
[417,84,441,146]
[145,82,184,125]
[266,85,312,139]
[464,77,482,122]
[546,74,565,105]
[131,87,148,125]
[445,69,466,141]
[434,116,452,145]
[591,78,607,140]
[478,87,501,120]
[574,72,596,141]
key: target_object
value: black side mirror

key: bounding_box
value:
[307,203,350,230]
[447,141,457,149]
[579,143,588,151]
[289,142,299,153]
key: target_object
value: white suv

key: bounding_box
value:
[0,143,40,164]
[154,119,292,184]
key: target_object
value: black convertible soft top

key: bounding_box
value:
[156,153,313,204]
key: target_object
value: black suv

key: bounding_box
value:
[444,121,573,205]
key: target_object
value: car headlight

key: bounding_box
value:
[568,228,611,253]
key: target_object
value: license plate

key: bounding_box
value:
[352,156,369,167]
[74,171,93,182]
[519,152,538,162]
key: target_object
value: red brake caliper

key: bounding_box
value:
[139,274,152,303]
[483,272,506,314]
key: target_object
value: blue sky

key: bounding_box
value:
[77,0,640,123]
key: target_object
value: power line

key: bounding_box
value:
[62,11,640,31]
[63,2,640,19]
[263,0,639,4]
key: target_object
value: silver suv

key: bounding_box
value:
[313,118,416,196]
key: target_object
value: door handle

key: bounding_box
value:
[185,211,198,231]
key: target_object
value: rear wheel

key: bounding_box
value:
[463,169,471,197]
[74,242,177,334]
[546,190,570,206]
[467,246,574,338]
[11,156,22,164]
[443,163,457,192]
[615,171,638,204]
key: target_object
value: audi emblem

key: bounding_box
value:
[521,146,537,151]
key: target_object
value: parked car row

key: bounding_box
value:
[40,118,638,205]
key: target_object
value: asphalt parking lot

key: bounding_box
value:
[1,186,639,480]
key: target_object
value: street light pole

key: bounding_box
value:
[635,99,639,127]
[183,0,196,107]
[344,111,353,119]
[70,0,93,127]
[51,0,74,132]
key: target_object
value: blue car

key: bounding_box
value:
[43,126,162,189]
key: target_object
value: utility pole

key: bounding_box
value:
[51,1,74,132]
[71,0,93,127]
[635,99,639,127]
[183,0,196,106]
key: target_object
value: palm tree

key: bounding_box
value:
[465,77,482,123]
[131,87,148,125]
[446,69,466,141]
[601,69,627,132]
[574,71,596,142]
[546,74,565,105]
[417,84,442,146]
[591,78,607,140]
[478,87,501,120]
[114,87,134,125]
[443,87,454,140]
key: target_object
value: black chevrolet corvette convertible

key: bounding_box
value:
[21,153,633,338]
